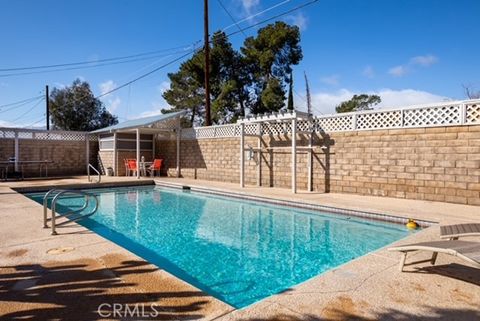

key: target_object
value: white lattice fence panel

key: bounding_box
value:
[315,115,353,132]
[244,124,259,135]
[0,129,16,138]
[214,124,237,137]
[262,123,285,135]
[357,110,402,129]
[403,105,461,127]
[466,103,480,124]
[194,127,216,138]
[297,120,311,131]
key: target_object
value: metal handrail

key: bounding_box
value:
[43,189,91,227]
[87,163,101,183]
[46,189,99,235]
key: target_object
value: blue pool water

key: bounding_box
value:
[27,186,411,308]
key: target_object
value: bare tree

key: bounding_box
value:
[463,84,480,99]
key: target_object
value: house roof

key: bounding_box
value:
[90,110,187,134]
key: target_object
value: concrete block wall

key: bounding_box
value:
[0,138,98,177]
[157,125,480,206]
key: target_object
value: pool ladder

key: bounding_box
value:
[43,189,99,235]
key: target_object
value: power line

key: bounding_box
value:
[96,50,196,98]
[98,0,319,100]
[0,49,194,78]
[222,0,292,32]
[0,96,45,114]
[227,0,319,37]
[22,116,46,128]
[216,0,247,37]
[0,95,43,110]
[0,44,196,72]
[9,97,45,122]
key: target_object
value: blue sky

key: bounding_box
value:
[0,0,479,127]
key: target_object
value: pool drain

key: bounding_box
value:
[46,247,75,255]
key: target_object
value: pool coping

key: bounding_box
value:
[154,180,437,227]
[10,179,155,193]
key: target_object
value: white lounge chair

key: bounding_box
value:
[388,240,480,272]
[440,223,480,240]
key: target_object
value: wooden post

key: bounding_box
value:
[240,123,245,188]
[136,129,140,179]
[204,0,211,126]
[291,118,297,193]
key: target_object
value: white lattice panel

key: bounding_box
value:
[403,105,461,127]
[315,115,353,132]
[0,129,15,138]
[297,120,311,131]
[194,127,216,138]
[356,110,402,129]
[262,123,285,135]
[466,103,480,124]
[244,124,259,135]
[0,128,90,141]
[214,125,237,137]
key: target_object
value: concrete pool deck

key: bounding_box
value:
[1,176,479,320]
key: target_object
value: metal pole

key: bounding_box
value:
[46,85,50,130]
[136,129,140,179]
[85,134,90,175]
[14,130,19,172]
[113,132,117,176]
[176,120,181,178]
[308,129,313,192]
[204,0,211,126]
[291,118,297,193]
[257,123,261,187]
[240,123,245,188]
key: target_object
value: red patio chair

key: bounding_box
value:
[127,159,138,176]
[147,159,163,177]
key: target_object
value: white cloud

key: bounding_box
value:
[241,0,260,14]
[286,12,308,31]
[157,81,170,94]
[106,97,121,113]
[320,74,340,86]
[99,80,116,96]
[388,65,408,77]
[410,54,438,66]
[388,54,438,77]
[362,65,375,78]
[296,88,450,115]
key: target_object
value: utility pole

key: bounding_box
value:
[204,0,211,126]
[304,71,312,115]
[45,85,50,130]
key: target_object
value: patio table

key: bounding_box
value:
[139,161,153,177]
[0,160,54,181]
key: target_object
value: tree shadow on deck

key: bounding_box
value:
[0,257,212,321]
[240,307,480,321]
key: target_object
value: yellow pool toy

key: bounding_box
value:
[406,219,419,230]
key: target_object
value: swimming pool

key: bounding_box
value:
[27,186,411,308]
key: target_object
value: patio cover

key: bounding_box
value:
[89,110,187,178]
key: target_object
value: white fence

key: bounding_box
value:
[0,128,96,141]
[179,99,480,139]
